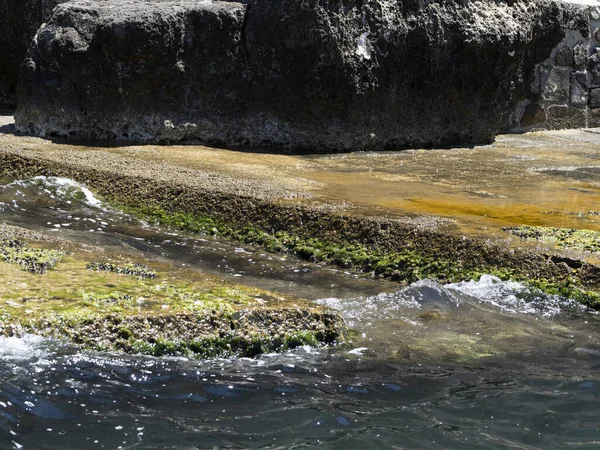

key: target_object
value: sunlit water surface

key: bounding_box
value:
[0,177,600,449]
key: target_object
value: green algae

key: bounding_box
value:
[116,205,600,310]
[87,261,157,279]
[0,241,345,357]
[528,278,600,310]
[116,204,479,282]
[12,308,340,358]
[505,225,600,253]
[127,329,323,358]
[0,238,64,273]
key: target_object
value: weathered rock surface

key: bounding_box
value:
[0,0,67,107]
[14,0,588,150]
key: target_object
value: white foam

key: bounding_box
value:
[348,347,368,355]
[316,285,424,327]
[3,176,106,209]
[445,275,585,318]
[446,274,525,302]
[0,335,48,361]
[34,176,103,208]
[318,275,587,323]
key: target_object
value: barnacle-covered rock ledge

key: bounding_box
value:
[0,224,345,357]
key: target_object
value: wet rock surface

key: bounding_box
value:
[4,308,345,357]
[2,128,600,308]
[0,0,66,107]
[15,0,585,151]
[0,227,346,357]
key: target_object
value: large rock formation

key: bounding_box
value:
[0,0,67,108]
[14,0,590,150]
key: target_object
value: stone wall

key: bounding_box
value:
[513,1,600,130]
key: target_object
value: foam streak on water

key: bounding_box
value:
[317,275,588,324]
[2,176,105,209]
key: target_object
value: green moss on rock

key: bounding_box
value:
[505,225,600,253]
[119,205,600,310]
[0,238,64,273]
[528,278,600,310]
[119,205,475,283]
[7,308,344,358]
[0,238,346,357]
[88,261,157,278]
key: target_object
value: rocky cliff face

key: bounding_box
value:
[0,0,67,108]
[14,0,590,150]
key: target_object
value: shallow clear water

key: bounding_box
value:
[0,176,399,300]
[1,177,600,449]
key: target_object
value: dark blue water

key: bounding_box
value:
[2,336,600,449]
[1,177,600,449]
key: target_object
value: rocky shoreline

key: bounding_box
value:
[1,134,599,309]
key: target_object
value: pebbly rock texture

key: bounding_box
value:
[14,0,589,151]
[0,0,67,108]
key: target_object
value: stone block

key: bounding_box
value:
[573,70,589,88]
[556,46,573,66]
[571,73,588,106]
[520,103,546,128]
[589,51,600,86]
[589,107,600,127]
[590,6,600,21]
[574,42,588,70]
[589,87,600,106]
[541,67,571,103]
[594,26,600,44]
[546,105,587,129]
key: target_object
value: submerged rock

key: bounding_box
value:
[0,233,346,358]
[14,0,588,151]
